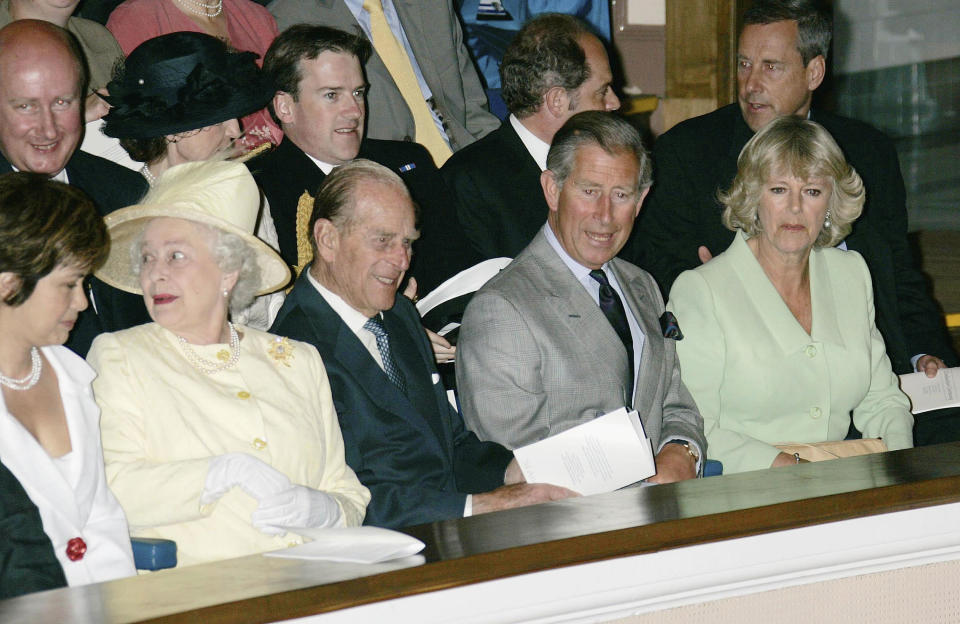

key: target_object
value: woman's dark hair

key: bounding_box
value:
[118,136,167,164]
[0,173,109,306]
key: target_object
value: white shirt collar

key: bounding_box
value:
[306,269,374,333]
[9,163,69,184]
[305,153,336,175]
[542,221,610,284]
[510,114,549,171]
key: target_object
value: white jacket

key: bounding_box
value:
[0,346,135,586]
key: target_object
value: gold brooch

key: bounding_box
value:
[268,336,294,366]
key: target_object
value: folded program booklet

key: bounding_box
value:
[513,407,656,497]
[899,367,960,414]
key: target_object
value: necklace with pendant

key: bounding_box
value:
[177,323,240,374]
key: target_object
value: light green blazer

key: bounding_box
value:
[667,232,913,474]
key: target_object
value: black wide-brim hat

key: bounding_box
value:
[102,31,273,140]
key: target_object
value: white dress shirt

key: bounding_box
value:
[307,270,385,369]
[543,223,645,395]
[510,114,550,171]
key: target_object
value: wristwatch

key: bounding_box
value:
[667,439,699,463]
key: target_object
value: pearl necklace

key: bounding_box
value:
[174,0,223,18]
[0,347,42,391]
[140,165,157,187]
[177,323,240,374]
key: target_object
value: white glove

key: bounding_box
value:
[250,485,342,535]
[200,452,292,506]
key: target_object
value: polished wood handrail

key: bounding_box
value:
[3,443,960,624]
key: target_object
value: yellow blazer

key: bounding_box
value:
[88,324,369,567]
[667,232,912,474]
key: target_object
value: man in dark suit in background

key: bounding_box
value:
[441,13,620,260]
[247,24,475,295]
[0,20,148,356]
[271,159,573,528]
[626,0,957,444]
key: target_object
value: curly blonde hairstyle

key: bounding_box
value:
[720,116,864,248]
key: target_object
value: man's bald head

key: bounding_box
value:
[0,20,88,95]
[0,20,86,175]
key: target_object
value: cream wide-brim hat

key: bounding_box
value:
[96,160,290,296]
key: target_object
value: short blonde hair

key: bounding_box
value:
[720,116,864,248]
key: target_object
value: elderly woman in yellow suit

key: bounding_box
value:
[666,116,913,475]
[88,160,369,567]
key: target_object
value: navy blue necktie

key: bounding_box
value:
[364,316,407,394]
[589,269,634,388]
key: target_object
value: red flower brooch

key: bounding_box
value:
[66,537,87,561]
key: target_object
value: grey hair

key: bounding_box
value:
[308,159,416,258]
[210,227,260,315]
[546,111,651,192]
[720,115,864,247]
[743,0,832,65]
[130,219,261,316]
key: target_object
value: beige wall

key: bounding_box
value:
[608,558,960,624]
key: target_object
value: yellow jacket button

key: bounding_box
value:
[237,391,251,400]
[252,438,267,450]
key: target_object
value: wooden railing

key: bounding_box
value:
[3,443,960,623]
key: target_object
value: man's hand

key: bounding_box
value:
[647,443,697,484]
[472,483,577,515]
[401,276,419,302]
[916,354,947,378]
[697,245,714,264]
[503,458,525,485]
[85,91,110,123]
[427,329,456,363]
[401,276,457,363]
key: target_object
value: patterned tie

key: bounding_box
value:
[589,269,634,389]
[364,315,407,394]
[363,0,453,165]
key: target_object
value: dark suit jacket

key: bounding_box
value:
[271,270,513,528]
[0,460,67,600]
[246,136,478,294]
[0,151,150,357]
[627,103,956,374]
[441,120,549,259]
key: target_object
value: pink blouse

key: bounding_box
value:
[107,0,282,149]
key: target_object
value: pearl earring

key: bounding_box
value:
[222,289,229,298]
[824,210,832,229]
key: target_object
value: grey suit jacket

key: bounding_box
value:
[268,0,498,150]
[457,230,706,455]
